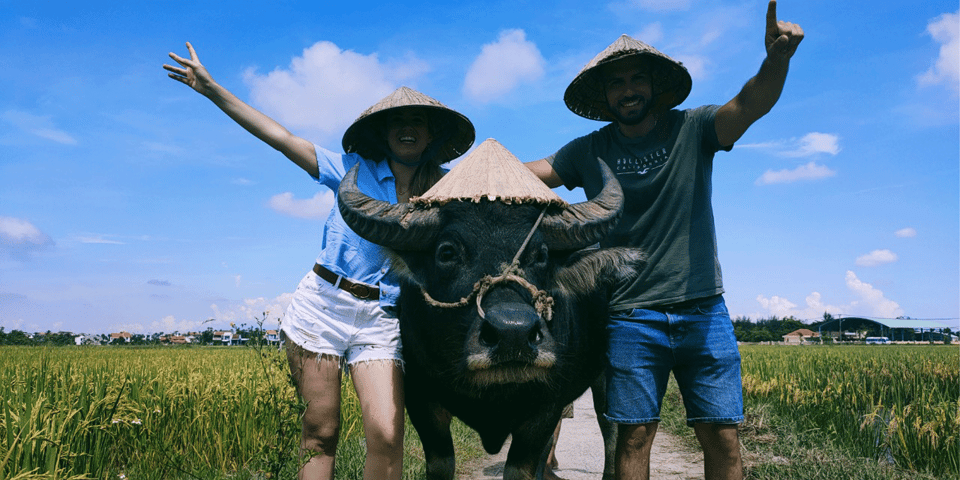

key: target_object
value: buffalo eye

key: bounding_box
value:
[529,244,549,267]
[435,241,460,267]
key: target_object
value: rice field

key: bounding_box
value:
[0,345,304,479]
[0,344,485,480]
[3,343,955,479]
[739,345,959,478]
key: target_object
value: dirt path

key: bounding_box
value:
[462,392,704,479]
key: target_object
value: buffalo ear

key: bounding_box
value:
[387,250,428,288]
[553,247,645,297]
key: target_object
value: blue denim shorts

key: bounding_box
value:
[605,295,743,426]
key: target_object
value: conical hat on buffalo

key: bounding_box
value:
[412,138,567,207]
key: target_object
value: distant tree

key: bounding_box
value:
[5,330,34,346]
[200,327,214,345]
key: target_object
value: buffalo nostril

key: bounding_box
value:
[528,325,543,347]
[479,321,500,348]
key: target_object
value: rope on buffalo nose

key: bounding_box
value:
[420,207,554,321]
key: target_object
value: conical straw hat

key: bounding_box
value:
[342,86,475,163]
[412,138,567,207]
[564,34,691,121]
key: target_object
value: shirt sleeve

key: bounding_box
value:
[312,143,359,190]
[694,105,733,154]
[546,136,590,190]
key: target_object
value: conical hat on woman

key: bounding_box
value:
[342,86,475,163]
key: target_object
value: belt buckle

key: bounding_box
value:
[348,283,374,300]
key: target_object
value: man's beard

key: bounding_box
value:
[609,95,654,125]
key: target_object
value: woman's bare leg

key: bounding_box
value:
[287,343,343,480]
[350,360,405,480]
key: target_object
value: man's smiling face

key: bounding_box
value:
[602,58,654,126]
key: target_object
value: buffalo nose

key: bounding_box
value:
[478,304,544,354]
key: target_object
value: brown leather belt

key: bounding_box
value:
[313,263,379,300]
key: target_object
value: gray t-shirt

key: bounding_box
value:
[547,105,731,310]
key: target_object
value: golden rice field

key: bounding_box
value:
[0,345,483,480]
[2,344,955,479]
[739,345,959,478]
[0,345,305,479]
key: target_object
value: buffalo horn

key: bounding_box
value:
[540,159,624,251]
[337,164,442,250]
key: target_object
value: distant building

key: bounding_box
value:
[782,328,820,345]
[159,334,194,345]
[265,330,282,345]
[212,331,244,346]
[109,331,133,343]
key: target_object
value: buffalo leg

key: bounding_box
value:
[406,395,456,480]
[590,372,617,480]
[504,410,562,480]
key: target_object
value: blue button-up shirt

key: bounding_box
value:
[312,144,402,308]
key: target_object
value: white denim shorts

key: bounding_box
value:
[280,269,402,367]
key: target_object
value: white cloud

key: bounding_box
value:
[917,11,959,97]
[243,41,430,144]
[845,271,903,318]
[635,22,664,45]
[755,294,797,317]
[895,227,917,238]
[1,110,77,145]
[209,292,294,328]
[464,29,546,104]
[855,249,898,267]
[754,292,844,321]
[267,190,334,219]
[151,315,208,334]
[741,133,841,157]
[755,161,837,185]
[674,54,708,81]
[781,132,842,157]
[0,216,54,259]
[75,235,125,245]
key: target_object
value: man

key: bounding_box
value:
[526,2,803,479]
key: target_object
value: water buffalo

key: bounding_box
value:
[337,144,641,480]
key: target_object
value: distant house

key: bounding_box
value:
[782,328,820,345]
[109,331,133,344]
[212,331,245,346]
[159,335,193,345]
[265,330,282,346]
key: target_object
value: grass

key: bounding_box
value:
[5,341,953,479]
[0,344,486,479]
[657,344,958,480]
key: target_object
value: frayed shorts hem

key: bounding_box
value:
[685,415,744,427]
[604,414,661,425]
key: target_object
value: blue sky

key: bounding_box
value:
[2,0,957,335]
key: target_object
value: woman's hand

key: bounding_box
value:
[164,42,216,97]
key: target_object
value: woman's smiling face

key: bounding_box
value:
[385,109,433,162]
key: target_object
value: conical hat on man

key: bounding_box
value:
[564,34,692,122]
[413,138,567,207]
[342,86,475,163]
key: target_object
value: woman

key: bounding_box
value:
[164,42,474,480]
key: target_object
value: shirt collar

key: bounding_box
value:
[373,158,395,183]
